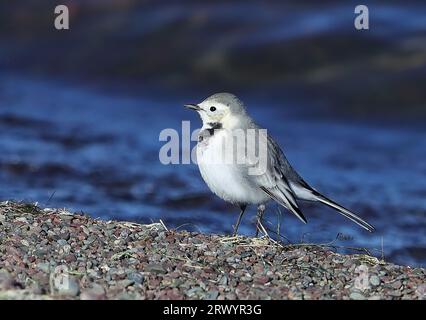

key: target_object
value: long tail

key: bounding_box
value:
[313,191,375,232]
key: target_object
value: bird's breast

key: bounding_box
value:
[196,131,269,205]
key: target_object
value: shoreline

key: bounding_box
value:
[0,201,424,300]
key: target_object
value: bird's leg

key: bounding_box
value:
[232,204,247,236]
[255,204,266,237]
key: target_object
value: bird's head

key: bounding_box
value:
[184,93,247,129]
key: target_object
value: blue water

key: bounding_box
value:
[0,73,425,267]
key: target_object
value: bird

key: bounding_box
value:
[184,93,375,236]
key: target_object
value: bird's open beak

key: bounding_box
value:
[184,104,201,111]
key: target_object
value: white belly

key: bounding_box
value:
[196,132,269,205]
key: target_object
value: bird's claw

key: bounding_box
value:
[232,227,238,237]
[255,217,271,239]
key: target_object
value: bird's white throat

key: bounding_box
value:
[201,111,242,131]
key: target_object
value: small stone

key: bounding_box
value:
[0,270,14,290]
[60,232,70,240]
[64,254,77,263]
[350,292,366,300]
[219,275,228,286]
[15,217,28,223]
[225,292,237,300]
[57,239,68,246]
[369,275,380,286]
[35,248,48,257]
[81,226,90,235]
[106,223,116,230]
[37,262,50,273]
[240,251,252,258]
[205,290,219,300]
[145,263,166,274]
[332,256,345,264]
[254,276,270,285]
[226,257,235,263]
[60,214,74,221]
[391,280,402,289]
[172,278,183,288]
[60,244,72,254]
[343,259,354,267]
[204,251,217,257]
[388,290,402,297]
[415,284,426,298]
[116,292,132,300]
[127,272,144,284]
[191,238,203,244]
[77,234,87,241]
[85,236,97,245]
[186,287,203,297]
[118,279,135,288]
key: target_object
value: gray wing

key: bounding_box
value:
[246,128,307,223]
[244,123,375,232]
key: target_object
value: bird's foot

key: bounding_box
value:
[256,219,271,238]
[232,227,238,237]
[255,222,260,237]
[255,204,266,237]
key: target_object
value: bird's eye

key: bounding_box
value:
[210,106,216,112]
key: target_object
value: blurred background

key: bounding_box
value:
[0,0,425,266]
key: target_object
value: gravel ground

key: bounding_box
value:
[0,201,425,300]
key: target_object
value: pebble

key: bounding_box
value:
[190,238,203,244]
[350,292,366,300]
[219,275,228,286]
[205,290,219,300]
[60,232,70,240]
[127,272,144,284]
[387,290,402,297]
[369,275,380,286]
[57,239,68,246]
[15,217,28,223]
[59,215,74,221]
[144,263,166,274]
[37,262,50,273]
[64,254,77,263]
[186,287,203,297]
[0,270,14,290]
[115,292,133,300]
[343,259,355,267]
[391,280,402,289]
[80,284,106,300]
[118,279,135,288]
